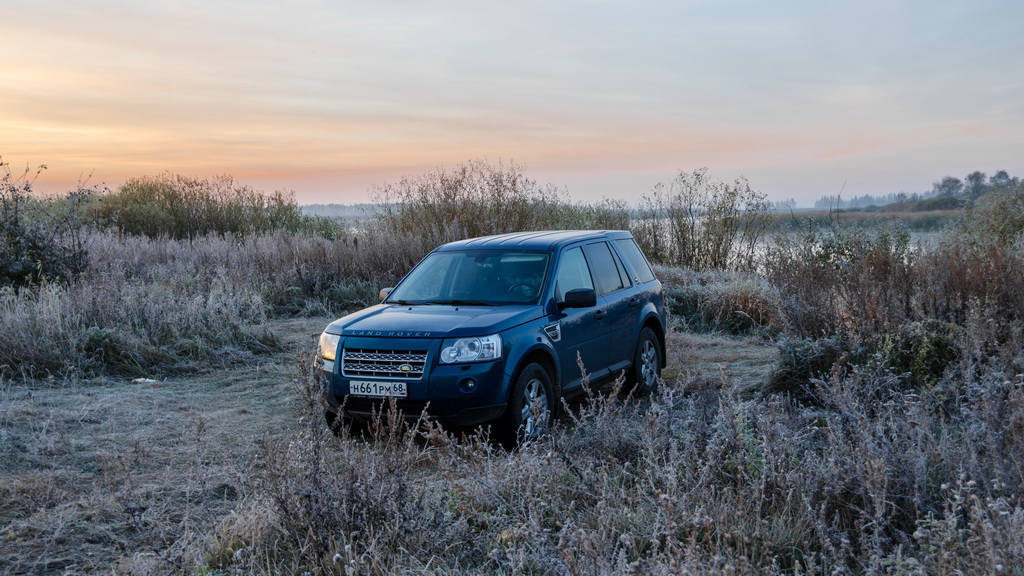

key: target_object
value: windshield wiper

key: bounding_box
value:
[429,299,495,306]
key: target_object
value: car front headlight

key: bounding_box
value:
[440,334,502,364]
[319,332,341,361]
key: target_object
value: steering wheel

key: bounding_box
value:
[507,283,536,296]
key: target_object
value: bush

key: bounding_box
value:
[87,173,317,240]
[764,321,965,403]
[959,183,1024,246]
[916,238,1024,355]
[660,268,783,335]
[78,325,146,377]
[631,168,770,271]
[761,220,915,342]
[0,159,88,289]
[872,320,964,390]
[760,214,1023,402]
[369,159,628,246]
[762,336,847,401]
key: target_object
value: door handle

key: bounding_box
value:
[595,309,607,319]
[629,297,640,308]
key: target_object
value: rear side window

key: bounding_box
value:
[615,238,656,283]
[583,242,626,296]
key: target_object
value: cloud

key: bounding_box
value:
[4,0,1023,204]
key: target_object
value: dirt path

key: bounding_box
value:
[0,318,777,574]
[0,317,326,574]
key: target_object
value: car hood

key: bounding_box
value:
[325,304,542,338]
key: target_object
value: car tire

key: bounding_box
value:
[499,363,553,447]
[629,326,662,395]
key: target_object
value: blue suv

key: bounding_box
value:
[317,230,666,444]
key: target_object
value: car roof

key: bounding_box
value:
[436,230,632,252]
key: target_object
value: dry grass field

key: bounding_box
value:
[1,319,776,575]
[0,318,321,573]
[4,164,1023,574]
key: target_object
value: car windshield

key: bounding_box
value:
[387,250,550,306]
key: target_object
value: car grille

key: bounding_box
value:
[341,348,428,380]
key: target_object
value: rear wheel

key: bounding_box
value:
[629,327,662,395]
[499,363,553,447]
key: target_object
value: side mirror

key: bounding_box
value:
[559,288,596,310]
[379,287,394,301]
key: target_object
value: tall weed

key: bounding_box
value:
[958,182,1024,246]
[761,216,1024,407]
[370,160,629,246]
[761,220,915,342]
[192,354,1024,575]
[631,168,770,271]
[87,172,327,240]
[0,229,429,377]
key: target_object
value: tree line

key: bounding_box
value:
[813,169,1020,210]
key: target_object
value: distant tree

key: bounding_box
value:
[989,170,1019,191]
[932,176,964,197]
[965,171,987,201]
[772,198,797,211]
[814,195,844,210]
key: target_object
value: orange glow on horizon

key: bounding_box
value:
[5,2,1021,206]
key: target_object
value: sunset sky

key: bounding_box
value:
[4,0,1022,206]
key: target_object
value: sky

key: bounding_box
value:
[4,0,1023,207]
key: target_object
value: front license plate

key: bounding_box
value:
[348,380,408,398]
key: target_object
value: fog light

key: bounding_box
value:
[458,378,478,393]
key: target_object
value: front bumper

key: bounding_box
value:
[321,336,513,429]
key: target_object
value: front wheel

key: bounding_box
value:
[499,363,553,447]
[629,327,662,395]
